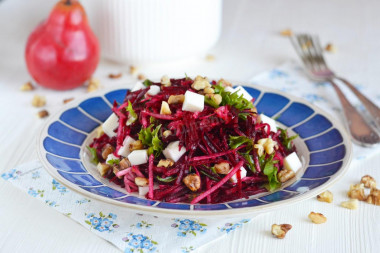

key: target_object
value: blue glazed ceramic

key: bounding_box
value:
[37,83,352,218]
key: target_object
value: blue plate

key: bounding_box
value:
[37,83,352,218]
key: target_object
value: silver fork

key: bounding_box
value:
[290,34,380,146]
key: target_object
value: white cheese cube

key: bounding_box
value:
[182,91,204,112]
[102,113,118,137]
[284,152,302,173]
[138,186,149,196]
[233,86,253,101]
[260,113,277,133]
[117,136,136,157]
[147,85,160,96]
[131,82,146,92]
[128,149,148,165]
[225,86,234,93]
[230,167,247,184]
[163,141,186,162]
[106,153,119,165]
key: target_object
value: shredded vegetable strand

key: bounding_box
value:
[148,154,154,199]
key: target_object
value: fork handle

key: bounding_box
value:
[329,79,380,146]
[337,77,380,128]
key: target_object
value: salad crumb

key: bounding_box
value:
[31,95,46,107]
[37,109,49,118]
[20,81,35,91]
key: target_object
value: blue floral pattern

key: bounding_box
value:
[28,188,44,197]
[123,233,158,253]
[1,169,21,180]
[181,246,195,253]
[52,179,68,194]
[172,219,207,237]
[32,171,40,179]
[85,212,119,232]
[45,200,58,207]
[218,219,250,233]
[131,220,153,229]
[76,198,91,205]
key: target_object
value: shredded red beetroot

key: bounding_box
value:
[89,77,298,204]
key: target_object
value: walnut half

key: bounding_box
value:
[278,169,295,183]
[271,224,292,239]
[183,174,201,192]
[361,175,376,189]
[366,188,380,206]
[347,183,366,201]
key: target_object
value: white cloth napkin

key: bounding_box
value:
[3,61,380,253]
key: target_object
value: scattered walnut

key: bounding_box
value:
[101,144,115,160]
[278,169,295,183]
[129,66,138,75]
[205,54,215,61]
[37,110,49,118]
[251,107,258,114]
[161,75,171,87]
[97,163,111,176]
[191,75,211,90]
[205,94,222,106]
[366,188,380,206]
[361,175,376,189]
[87,78,100,92]
[113,165,124,178]
[160,101,172,115]
[95,125,104,138]
[254,138,277,156]
[214,162,230,174]
[129,140,143,151]
[137,74,146,81]
[135,177,149,187]
[280,29,293,37]
[183,174,201,192]
[203,87,215,94]
[119,158,132,169]
[157,159,174,168]
[162,130,173,138]
[31,95,46,107]
[317,190,333,203]
[108,73,122,79]
[308,212,327,224]
[271,224,292,239]
[217,78,232,87]
[341,199,359,210]
[325,43,337,53]
[63,98,74,104]
[348,183,366,201]
[20,82,34,91]
[168,95,185,104]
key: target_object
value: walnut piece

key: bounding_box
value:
[271,224,292,239]
[280,29,293,37]
[214,162,230,174]
[168,94,185,104]
[366,188,380,206]
[108,73,122,79]
[97,163,111,177]
[163,130,172,138]
[119,158,131,169]
[161,75,171,87]
[101,144,115,160]
[278,169,295,183]
[217,78,232,87]
[205,94,222,106]
[341,199,359,210]
[183,174,201,192]
[31,95,46,107]
[129,140,143,151]
[20,82,34,91]
[37,110,49,118]
[87,78,100,92]
[137,74,146,80]
[95,125,104,138]
[63,98,74,104]
[160,101,172,115]
[129,66,138,75]
[205,54,215,62]
[361,175,376,189]
[325,43,337,53]
[254,138,277,156]
[308,212,327,224]
[157,159,174,168]
[135,177,149,187]
[317,190,333,203]
[348,183,366,201]
[191,75,211,90]
[203,87,215,94]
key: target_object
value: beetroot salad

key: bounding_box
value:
[88,76,301,204]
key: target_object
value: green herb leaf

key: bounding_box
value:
[107,159,120,165]
[126,100,138,125]
[263,156,280,191]
[138,124,163,157]
[142,79,153,87]
[200,170,219,181]
[279,128,299,150]
[213,84,254,111]
[156,175,177,182]
[228,136,253,150]
[87,146,99,164]
[204,95,219,108]
[241,153,256,173]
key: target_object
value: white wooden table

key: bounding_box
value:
[0,0,379,252]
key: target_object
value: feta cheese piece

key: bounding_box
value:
[147,85,160,96]
[260,113,277,133]
[284,152,302,173]
[106,153,119,165]
[117,136,136,157]
[128,149,148,165]
[182,91,204,112]
[230,167,247,184]
[225,86,235,93]
[102,113,118,137]
[131,82,146,92]
[138,186,149,196]
[163,141,186,162]
[233,85,253,101]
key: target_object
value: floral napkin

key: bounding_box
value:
[3,61,380,253]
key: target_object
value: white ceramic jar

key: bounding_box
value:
[82,0,222,65]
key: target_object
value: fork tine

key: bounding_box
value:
[290,35,314,72]
[309,35,329,69]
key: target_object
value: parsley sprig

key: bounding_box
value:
[138,124,163,157]
[206,84,254,111]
